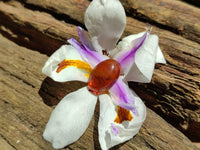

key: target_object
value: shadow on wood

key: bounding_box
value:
[39,77,86,106]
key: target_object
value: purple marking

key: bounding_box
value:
[77,26,96,52]
[115,30,148,74]
[109,78,137,115]
[68,38,107,67]
[111,123,119,136]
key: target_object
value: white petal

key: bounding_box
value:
[156,46,166,64]
[126,35,158,83]
[113,31,148,77]
[117,33,161,83]
[111,32,146,57]
[42,45,90,82]
[98,92,146,150]
[43,87,97,149]
[98,94,117,150]
[85,0,126,52]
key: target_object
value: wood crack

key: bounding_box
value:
[18,0,84,28]
[0,134,17,150]
[0,66,35,88]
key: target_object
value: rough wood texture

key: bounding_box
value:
[0,0,199,149]
[121,0,200,44]
[16,0,200,44]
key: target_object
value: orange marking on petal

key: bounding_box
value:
[56,59,92,73]
[114,106,133,124]
[84,73,90,79]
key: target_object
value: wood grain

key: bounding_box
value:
[0,0,199,149]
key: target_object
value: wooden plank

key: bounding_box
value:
[0,0,199,139]
[16,0,200,44]
[121,0,200,44]
[0,0,199,148]
[0,33,198,149]
[0,1,78,56]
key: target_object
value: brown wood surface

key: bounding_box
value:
[0,0,199,149]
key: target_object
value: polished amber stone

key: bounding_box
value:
[88,59,121,95]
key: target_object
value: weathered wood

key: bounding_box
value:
[121,0,200,44]
[16,0,200,44]
[0,0,78,56]
[0,0,200,148]
[0,33,198,149]
[0,0,199,140]
[18,0,90,24]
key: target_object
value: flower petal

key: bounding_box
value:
[156,46,166,64]
[42,45,90,82]
[98,92,146,150]
[114,32,163,83]
[84,0,126,52]
[68,38,108,67]
[77,26,95,51]
[109,77,137,114]
[43,87,97,149]
[125,34,159,82]
[113,30,148,76]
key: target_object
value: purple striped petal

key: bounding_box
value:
[114,30,148,75]
[77,26,96,52]
[68,38,108,67]
[109,77,137,115]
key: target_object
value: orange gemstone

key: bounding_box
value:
[88,59,121,95]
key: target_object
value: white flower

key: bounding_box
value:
[42,0,166,149]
